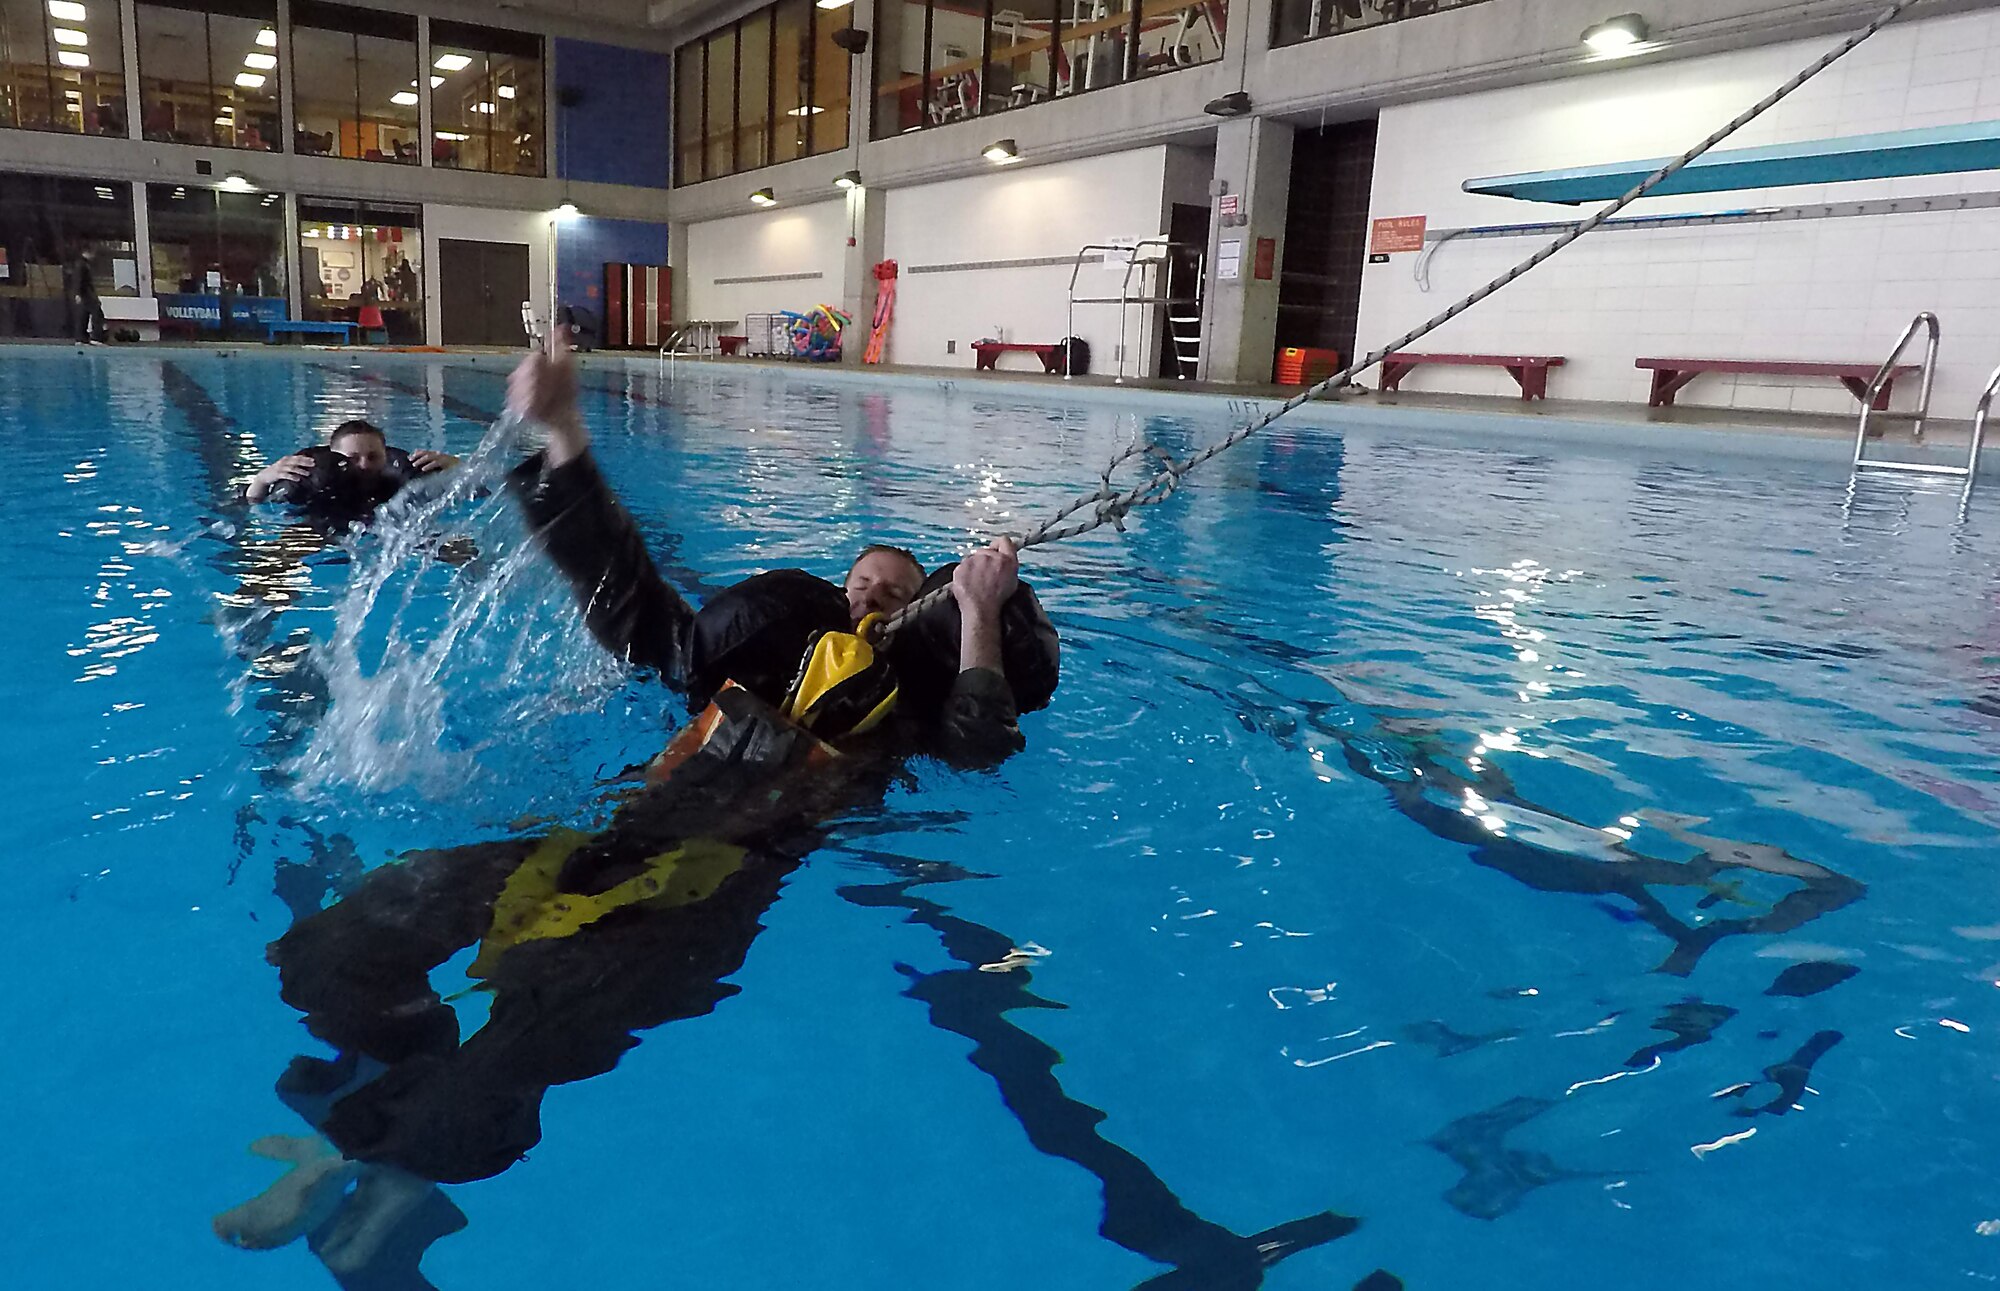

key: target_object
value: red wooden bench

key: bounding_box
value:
[1379,352,1566,401]
[717,334,748,356]
[974,341,1065,373]
[1635,357,1919,410]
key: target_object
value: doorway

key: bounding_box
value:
[1157,201,1212,379]
[438,238,531,346]
[1277,118,1378,369]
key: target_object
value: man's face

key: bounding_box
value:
[331,433,388,475]
[844,551,922,627]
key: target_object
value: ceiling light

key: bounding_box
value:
[434,130,469,141]
[497,85,516,99]
[214,115,234,125]
[816,0,854,8]
[234,71,265,87]
[390,90,418,106]
[749,187,776,207]
[434,52,471,72]
[244,51,276,69]
[220,173,254,192]
[256,27,276,46]
[786,104,823,117]
[982,138,1019,164]
[51,27,87,45]
[63,89,81,99]
[430,75,444,88]
[216,105,232,114]
[834,169,862,189]
[48,0,86,19]
[57,50,88,67]
[94,186,114,198]
[474,101,495,113]
[1582,13,1649,53]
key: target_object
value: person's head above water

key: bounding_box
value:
[844,545,924,626]
[329,420,390,476]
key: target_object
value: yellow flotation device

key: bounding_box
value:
[784,613,899,738]
[469,828,748,978]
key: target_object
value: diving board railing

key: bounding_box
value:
[1850,311,1985,510]
[1065,238,1205,384]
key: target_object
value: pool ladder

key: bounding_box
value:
[1850,312,1987,509]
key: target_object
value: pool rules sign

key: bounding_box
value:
[1370,216,1427,262]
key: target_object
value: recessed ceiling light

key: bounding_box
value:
[391,90,418,106]
[234,71,265,87]
[497,85,516,98]
[48,1,87,21]
[434,52,471,72]
[256,27,276,46]
[94,186,113,198]
[474,101,495,113]
[816,0,854,8]
[430,75,444,88]
[57,50,88,68]
[51,27,87,45]
[434,130,469,141]
[214,115,234,126]
[243,51,276,69]
[786,105,824,117]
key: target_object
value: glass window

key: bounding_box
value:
[0,172,136,339]
[136,0,282,151]
[703,24,733,179]
[736,8,770,172]
[674,40,704,184]
[924,0,980,125]
[0,0,128,135]
[429,20,542,176]
[1272,0,1488,49]
[290,0,418,163]
[298,196,423,343]
[674,0,849,185]
[770,0,808,164]
[146,182,287,336]
[1135,0,1224,78]
[1058,0,1129,96]
[986,0,1057,110]
[808,1,847,152]
[870,0,927,140]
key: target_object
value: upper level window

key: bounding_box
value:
[674,0,848,187]
[136,0,281,151]
[290,0,418,163]
[872,0,1223,139]
[429,19,542,176]
[0,0,128,135]
[1272,0,1488,50]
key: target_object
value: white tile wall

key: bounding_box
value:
[1357,9,2000,414]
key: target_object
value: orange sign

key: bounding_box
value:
[1370,216,1428,255]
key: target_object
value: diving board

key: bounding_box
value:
[1465,120,2000,205]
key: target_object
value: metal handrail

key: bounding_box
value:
[1961,363,1997,511]
[1853,311,1940,461]
[1064,238,1206,382]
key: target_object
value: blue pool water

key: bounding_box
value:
[6,350,1999,1290]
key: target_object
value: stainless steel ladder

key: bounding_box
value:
[1065,238,1204,384]
[1850,311,1984,509]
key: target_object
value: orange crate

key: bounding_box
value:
[1275,346,1341,386]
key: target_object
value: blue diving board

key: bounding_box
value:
[1465,119,2000,205]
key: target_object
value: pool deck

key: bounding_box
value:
[5,338,1988,478]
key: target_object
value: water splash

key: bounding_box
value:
[287,415,631,806]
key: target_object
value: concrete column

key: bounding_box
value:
[119,0,142,142]
[417,18,433,170]
[276,0,295,162]
[1199,114,1292,386]
[837,183,884,366]
[667,219,689,322]
[130,179,153,298]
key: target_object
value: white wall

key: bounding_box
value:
[422,204,556,345]
[1356,7,2000,415]
[880,145,1174,371]
[685,199,849,332]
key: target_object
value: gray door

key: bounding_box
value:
[438,238,532,346]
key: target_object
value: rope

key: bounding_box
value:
[871,0,1929,645]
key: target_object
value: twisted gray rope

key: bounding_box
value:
[872,0,1928,646]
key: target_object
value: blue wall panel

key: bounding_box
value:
[554,38,671,190]
[556,216,671,325]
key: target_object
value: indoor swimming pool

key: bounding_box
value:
[6,349,1998,1290]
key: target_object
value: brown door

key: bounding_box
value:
[438,238,532,346]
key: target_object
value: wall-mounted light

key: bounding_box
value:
[220,172,255,192]
[1582,13,1649,54]
[557,202,580,217]
[1203,91,1251,117]
[750,187,777,207]
[983,138,1019,164]
[834,170,863,190]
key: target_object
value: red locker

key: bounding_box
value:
[603,263,669,348]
